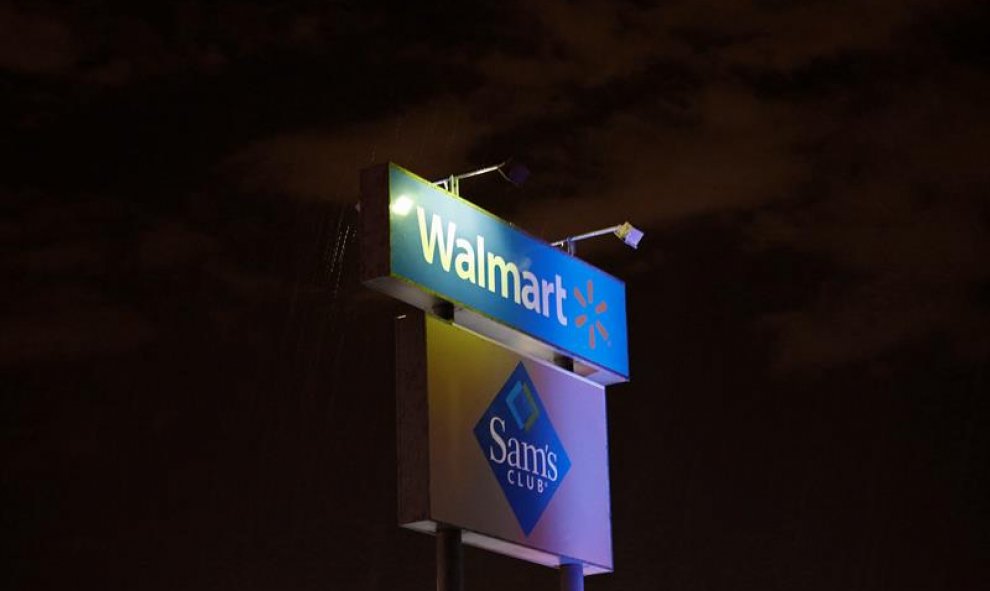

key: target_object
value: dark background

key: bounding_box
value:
[2,1,987,589]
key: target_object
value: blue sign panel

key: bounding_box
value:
[473,362,572,535]
[386,164,629,379]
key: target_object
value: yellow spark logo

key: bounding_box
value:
[573,279,609,349]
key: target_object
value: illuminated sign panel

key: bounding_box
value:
[361,163,629,383]
[396,312,613,574]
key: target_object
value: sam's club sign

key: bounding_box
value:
[361,163,629,381]
[396,313,613,573]
[474,363,571,535]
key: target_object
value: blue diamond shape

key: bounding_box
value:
[474,363,571,536]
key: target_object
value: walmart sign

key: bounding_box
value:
[361,163,628,381]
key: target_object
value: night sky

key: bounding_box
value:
[3,1,988,589]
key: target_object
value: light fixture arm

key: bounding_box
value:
[553,226,622,245]
[443,162,505,183]
[552,222,644,255]
[434,160,523,196]
[552,227,619,256]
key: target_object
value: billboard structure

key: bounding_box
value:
[360,162,631,581]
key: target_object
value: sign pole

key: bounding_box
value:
[437,525,463,591]
[560,563,584,591]
[556,356,584,591]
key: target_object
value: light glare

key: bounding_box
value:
[391,195,414,216]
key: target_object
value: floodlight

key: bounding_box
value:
[499,161,530,186]
[614,222,644,249]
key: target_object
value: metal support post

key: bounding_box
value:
[560,562,584,591]
[437,525,463,591]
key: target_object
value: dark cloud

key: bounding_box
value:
[0,289,154,365]
[0,4,78,75]
[2,0,987,589]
